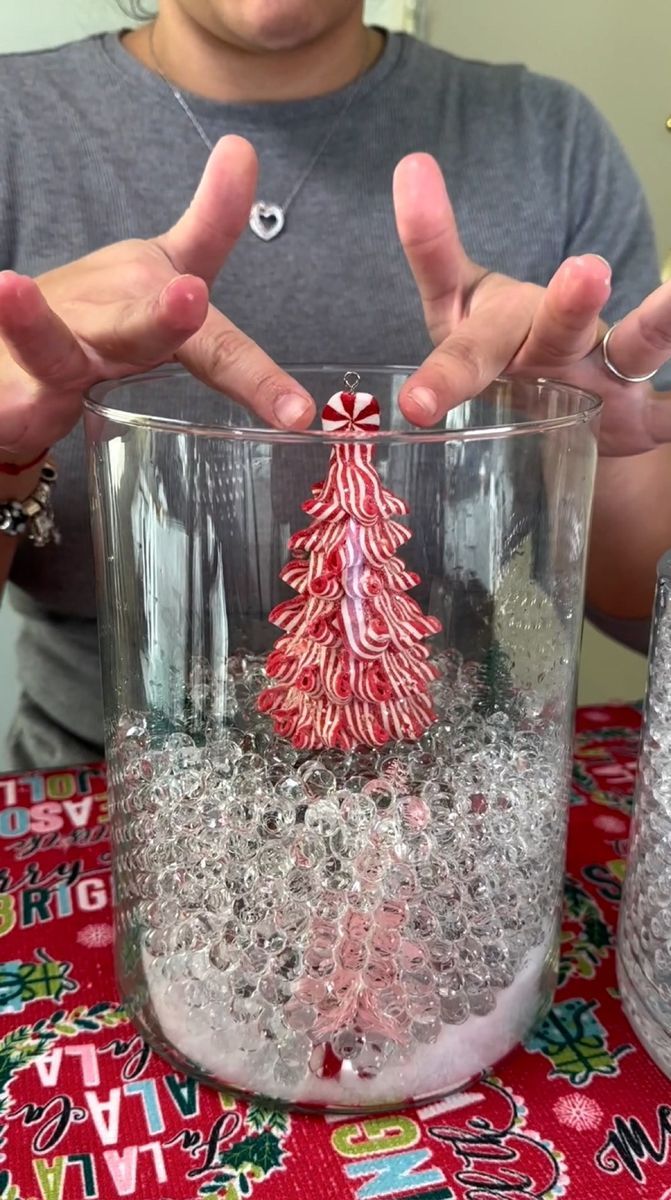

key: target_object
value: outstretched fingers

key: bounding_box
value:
[178,306,315,429]
[602,277,671,382]
[158,135,258,284]
[394,153,476,344]
[398,278,538,424]
[0,272,90,387]
[514,255,612,370]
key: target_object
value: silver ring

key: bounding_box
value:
[601,321,657,384]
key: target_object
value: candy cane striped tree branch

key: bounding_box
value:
[258,389,442,750]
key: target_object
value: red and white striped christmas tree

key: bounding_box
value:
[258,385,442,750]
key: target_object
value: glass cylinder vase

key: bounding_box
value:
[84,365,600,1111]
[617,550,671,1076]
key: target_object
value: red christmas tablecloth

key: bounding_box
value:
[0,705,668,1200]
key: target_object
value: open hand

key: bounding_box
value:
[394,154,671,455]
[0,136,315,462]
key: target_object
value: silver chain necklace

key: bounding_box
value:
[149,24,370,242]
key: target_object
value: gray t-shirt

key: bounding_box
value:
[0,30,665,768]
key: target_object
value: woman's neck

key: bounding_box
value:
[123,6,384,104]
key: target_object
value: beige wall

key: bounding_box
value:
[427,0,671,257]
[0,1,118,49]
[578,624,648,707]
[427,0,669,703]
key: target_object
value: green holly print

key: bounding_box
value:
[559,876,613,987]
[526,998,631,1086]
[245,1101,288,1136]
[0,1170,21,1200]
[570,760,594,805]
[199,1099,290,1198]
[0,948,77,1014]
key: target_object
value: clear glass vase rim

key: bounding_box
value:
[84,363,602,445]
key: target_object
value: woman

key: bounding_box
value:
[0,0,670,768]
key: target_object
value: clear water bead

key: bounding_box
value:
[260,800,296,838]
[332,1028,364,1062]
[301,763,337,800]
[304,799,341,837]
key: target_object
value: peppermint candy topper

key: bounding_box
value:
[321,385,381,435]
[258,373,442,750]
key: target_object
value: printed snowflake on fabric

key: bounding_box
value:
[593,814,628,835]
[76,924,114,949]
[553,1093,603,1132]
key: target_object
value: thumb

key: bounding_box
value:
[158,135,258,284]
[393,153,476,344]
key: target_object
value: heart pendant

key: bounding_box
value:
[249,201,286,241]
